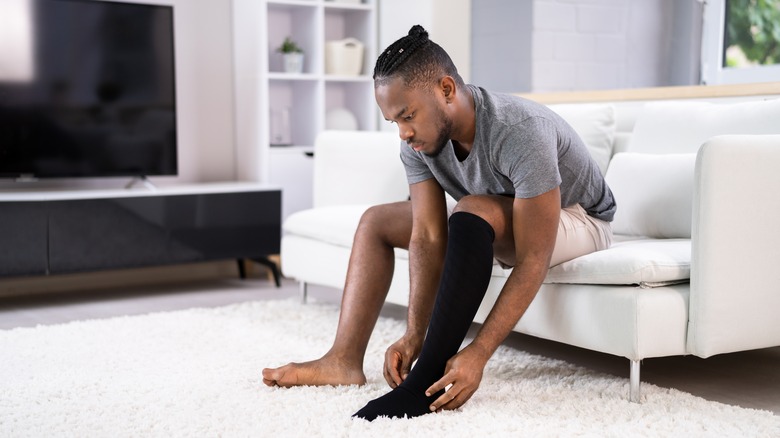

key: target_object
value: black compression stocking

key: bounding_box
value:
[354,211,495,420]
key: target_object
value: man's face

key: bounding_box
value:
[375,77,453,157]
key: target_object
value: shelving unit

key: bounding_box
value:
[233,0,378,220]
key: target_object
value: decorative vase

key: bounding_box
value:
[283,53,304,74]
[325,38,364,76]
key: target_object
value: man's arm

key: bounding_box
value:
[471,187,560,359]
[384,178,449,387]
[426,187,561,410]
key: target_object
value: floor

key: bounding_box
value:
[1,275,778,416]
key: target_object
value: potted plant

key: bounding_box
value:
[277,37,304,74]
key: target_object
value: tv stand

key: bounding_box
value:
[0,182,282,286]
[125,176,158,191]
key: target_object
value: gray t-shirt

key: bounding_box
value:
[400,85,616,222]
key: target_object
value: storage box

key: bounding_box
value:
[325,38,364,76]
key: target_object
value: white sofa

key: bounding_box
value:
[280,90,780,401]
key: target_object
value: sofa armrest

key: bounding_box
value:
[312,130,409,208]
[688,134,780,357]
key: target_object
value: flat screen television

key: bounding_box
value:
[0,0,177,180]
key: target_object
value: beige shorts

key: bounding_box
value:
[550,204,612,267]
[446,198,612,269]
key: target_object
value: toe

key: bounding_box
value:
[261,368,281,386]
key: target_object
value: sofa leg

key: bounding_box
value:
[299,281,308,304]
[629,359,641,403]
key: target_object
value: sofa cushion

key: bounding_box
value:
[547,103,616,175]
[283,205,371,247]
[284,206,691,287]
[605,152,697,238]
[544,238,691,287]
[286,205,510,276]
[628,98,780,154]
[312,131,408,208]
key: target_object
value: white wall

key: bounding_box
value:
[531,0,701,92]
[377,0,471,134]
[169,0,236,183]
[378,0,471,83]
[532,0,663,91]
[470,0,532,93]
[386,0,700,94]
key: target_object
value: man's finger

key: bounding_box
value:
[387,369,400,387]
[386,351,403,387]
[428,382,458,412]
[400,355,411,383]
[382,366,394,388]
[383,351,395,387]
[438,392,466,411]
[425,372,451,397]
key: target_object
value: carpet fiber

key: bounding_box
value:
[1,299,778,437]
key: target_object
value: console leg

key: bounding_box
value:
[237,257,282,287]
[629,359,641,403]
[237,259,247,279]
[251,257,282,287]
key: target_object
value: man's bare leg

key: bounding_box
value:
[262,202,412,387]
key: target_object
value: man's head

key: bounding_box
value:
[373,25,464,90]
[373,25,467,157]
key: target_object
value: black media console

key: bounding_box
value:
[0,183,282,286]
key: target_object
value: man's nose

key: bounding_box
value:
[398,123,413,141]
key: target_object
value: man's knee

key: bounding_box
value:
[357,201,412,246]
[360,204,385,224]
[451,195,511,223]
[451,195,514,251]
[451,195,481,215]
[360,202,405,225]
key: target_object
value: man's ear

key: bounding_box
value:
[440,76,456,102]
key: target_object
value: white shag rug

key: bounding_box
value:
[1,299,778,437]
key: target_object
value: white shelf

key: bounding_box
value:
[323,0,373,10]
[269,145,315,153]
[268,0,318,6]
[233,0,377,219]
[267,72,320,80]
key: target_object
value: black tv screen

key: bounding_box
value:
[0,0,177,179]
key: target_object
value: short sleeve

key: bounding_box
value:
[399,141,434,185]
[497,117,561,199]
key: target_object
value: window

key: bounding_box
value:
[701,0,780,84]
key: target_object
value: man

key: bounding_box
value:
[263,25,616,421]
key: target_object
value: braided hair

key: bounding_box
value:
[373,25,464,91]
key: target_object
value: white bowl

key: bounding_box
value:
[325,108,359,130]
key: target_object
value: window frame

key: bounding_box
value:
[700,0,780,84]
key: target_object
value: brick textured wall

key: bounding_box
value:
[531,0,694,92]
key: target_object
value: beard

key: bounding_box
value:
[422,106,454,158]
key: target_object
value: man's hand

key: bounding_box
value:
[383,334,423,388]
[425,343,490,412]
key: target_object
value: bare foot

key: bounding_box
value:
[262,355,366,387]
